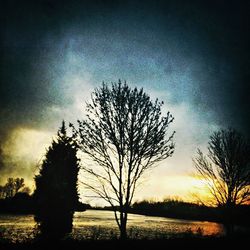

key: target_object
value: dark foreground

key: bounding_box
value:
[0,237,248,250]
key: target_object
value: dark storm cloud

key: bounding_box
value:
[181,1,250,135]
[1,1,75,125]
[0,0,249,175]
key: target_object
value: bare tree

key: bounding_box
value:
[0,178,25,199]
[4,178,15,198]
[0,185,5,199]
[193,128,250,207]
[14,178,25,194]
[71,81,175,239]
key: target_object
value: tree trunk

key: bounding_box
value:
[120,215,127,240]
[224,202,235,237]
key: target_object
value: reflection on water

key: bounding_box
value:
[0,210,225,242]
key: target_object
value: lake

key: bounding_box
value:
[0,210,225,241]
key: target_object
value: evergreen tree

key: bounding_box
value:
[34,121,79,239]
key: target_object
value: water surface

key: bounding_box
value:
[0,210,224,241]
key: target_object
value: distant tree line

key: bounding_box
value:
[0,175,87,215]
[131,198,250,226]
[0,178,33,214]
[0,178,30,199]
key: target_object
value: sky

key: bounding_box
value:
[0,0,249,205]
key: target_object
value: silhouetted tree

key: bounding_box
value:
[72,81,175,239]
[0,185,4,199]
[13,178,25,195]
[34,121,79,239]
[5,178,15,198]
[194,128,250,207]
[193,128,250,234]
[0,178,25,199]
